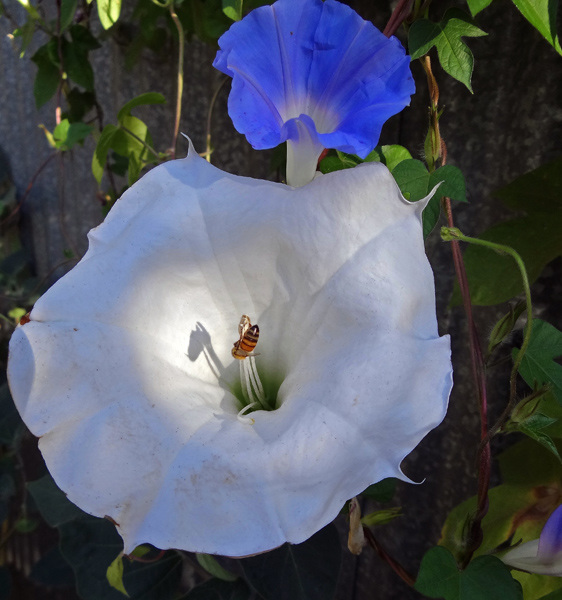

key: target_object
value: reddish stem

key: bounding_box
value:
[442,197,490,567]
[363,526,416,588]
[383,0,413,37]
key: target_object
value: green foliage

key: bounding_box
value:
[391,160,467,237]
[60,0,78,32]
[455,158,562,305]
[361,507,402,527]
[467,0,494,16]
[96,0,122,29]
[362,477,398,502]
[27,474,86,527]
[0,383,25,446]
[223,0,243,21]
[51,119,93,151]
[30,24,100,108]
[31,41,60,108]
[92,93,166,185]
[239,524,341,600]
[415,546,523,599]
[508,412,562,462]
[409,8,487,92]
[517,319,562,404]
[107,553,129,597]
[59,518,183,600]
[488,301,526,356]
[511,0,562,54]
[196,554,238,582]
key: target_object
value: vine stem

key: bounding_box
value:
[363,527,416,587]
[55,0,63,125]
[169,5,185,159]
[1,152,58,225]
[205,76,229,163]
[383,0,413,37]
[420,52,491,567]
[441,228,534,446]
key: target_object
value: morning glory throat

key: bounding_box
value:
[214,0,415,186]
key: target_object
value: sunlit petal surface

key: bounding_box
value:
[214,0,414,185]
[8,145,451,557]
[502,505,562,575]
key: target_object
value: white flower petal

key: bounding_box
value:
[502,539,562,576]
[8,145,452,556]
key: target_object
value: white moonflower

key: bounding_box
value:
[8,143,452,557]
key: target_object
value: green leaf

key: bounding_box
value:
[222,0,243,21]
[92,124,119,183]
[117,93,166,122]
[361,507,402,527]
[60,517,183,600]
[60,0,78,31]
[539,587,562,599]
[27,474,86,527]
[96,0,122,29]
[415,546,523,599]
[62,39,94,90]
[107,554,129,597]
[31,42,60,108]
[429,165,467,203]
[511,0,562,54]
[409,8,487,92]
[391,159,430,201]
[12,19,35,57]
[53,119,93,150]
[517,319,562,404]
[455,158,562,305]
[467,0,494,16]
[183,578,252,600]
[196,554,238,582]
[0,383,25,446]
[516,420,562,462]
[361,477,397,502]
[240,524,341,600]
[365,145,413,171]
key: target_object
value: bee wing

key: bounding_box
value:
[238,315,251,337]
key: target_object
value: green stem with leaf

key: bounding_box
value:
[169,4,184,159]
[440,227,534,442]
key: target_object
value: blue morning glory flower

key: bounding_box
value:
[503,504,562,575]
[213,0,415,186]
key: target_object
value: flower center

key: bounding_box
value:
[234,358,281,421]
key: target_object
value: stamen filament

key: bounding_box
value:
[248,357,266,405]
[238,357,268,411]
[237,402,257,424]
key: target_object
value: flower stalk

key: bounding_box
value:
[440,228,534,443]
[169,3,184,159]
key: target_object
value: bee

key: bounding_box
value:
[232,314,260,360]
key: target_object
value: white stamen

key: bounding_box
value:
[237,402,257,425]
[248,356,266,404]
[240,359,258,406]
[238,356,267,411]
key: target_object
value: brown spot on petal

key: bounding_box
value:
[19,313,31,326]
[105,515,121,527]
